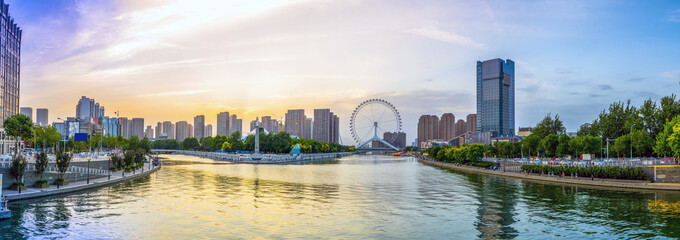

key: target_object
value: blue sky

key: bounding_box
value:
[9,0,680,143]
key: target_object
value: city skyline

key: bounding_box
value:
[10,0,680,144]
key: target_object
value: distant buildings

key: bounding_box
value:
[517,127,533,138]
[417,115,439,148]
[382,131,406,148]
[312,109,339,143]
[145,126,154,139]
[455,119,466,137]
[76,96,105,122]
[194,115,205,140]
[19,107,31,121]
[205,124,212,137]
[162,121,175,139]
[131,118,144,138]
[466,114,477,133]
[477,58,515,137]
[285,109,307,138]
[216,112,230,136]
[175,121,188,141]
[119,117,129,138]
[230,115,243,135]
[439,113,455,142]
[36,108,48,126]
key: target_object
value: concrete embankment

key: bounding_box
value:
[418,159,680,191]
[4,164,161,201]
[171,150,354,164]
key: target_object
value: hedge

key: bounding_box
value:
[520,164,648,181]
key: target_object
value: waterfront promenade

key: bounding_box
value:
[3,163,161,201]
[415,156,680,191]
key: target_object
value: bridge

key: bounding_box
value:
[355,122,400,152]
[151,149,178,154]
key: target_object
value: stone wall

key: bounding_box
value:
[646,166,680,183]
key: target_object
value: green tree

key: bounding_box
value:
[56,151,72,180]
[182,137,200,150]
[35,151,49,180]
[521,134,541,157]
[10,155,26,184]
[227,131,244,151]
[153,139,181,149]
[467,144,485,162]
[556,134,571,157]
[533,113,565,139]
[539,133,559,157]
[34,126,62,150]
[221,141,232,151]
[4,114,33,153]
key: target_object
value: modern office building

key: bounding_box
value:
[417,115,439,148]
[145,125,154,139]
[36,108,48,126]
[175,121,188,141]
[194,115,205,140]
[477,58,515,137]
[131,118,144,139]
[285,109,306,137]
[466,114,477,133]
[99,116,118,137]
[205,124,212,137]
[0,5,21,126]
[438,113,455,141]
[19,107,31,121]
[75,96,105,122]
[216,112,230,136]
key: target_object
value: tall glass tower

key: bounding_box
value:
[476,58,514,137]
[0,1,21,124]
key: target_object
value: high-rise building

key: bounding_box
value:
[439,113,455,141]
[205,124,212,137]
[304,118,312,139]
[382,132,406,148]
[0,5,21,125]
[162,121,174,139]
[285,109,306,137]
[477,58,515,137]
[155,122,162,139]
[188,124,193,138]
[216,112,230,136]
[466,114,477,133]
[331,115,339,143]
[19,107,32,121]
[75,96,105,122]
[118,117,129,138]
[230,115,242,135]
[145,125,154,139]
[131,118,144,139]
[36,108,48,126]
[98,116,118,137]
[194,115,205,140]
[455,119,466,137]
[175,121,189,141]
[249,120,257,132]
[313,109,339,143]
[417,115,439,148]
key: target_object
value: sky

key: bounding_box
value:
[10,0,680,144]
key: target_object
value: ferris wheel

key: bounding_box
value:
[349,99,402,150]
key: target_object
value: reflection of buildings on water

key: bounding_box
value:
[648,200,680,215]
[467,175,519,239]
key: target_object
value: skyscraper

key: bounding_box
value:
[162,121,174,139]
[19,107,31,121]
[285,109,306,137]
[36,108,48,126]
[119,117,129,138]
[439,113,455,141]
[312,109,339,143]
[205,124,212,137]
[155,122,162,139]
[455,119,466,137]
[75,96,105,122]
[131,118,144,138]
[0,4,21,124]
[477,58,515,137]
[466,114,477,133]
[304,118,312,139]
[216,112,230,136]
[417,115,439,148]
[145,125,154,139]
[383,132,406,148]
[230,115,242,135]
[188,123,193,138]
[175,121,188,141]
[194,115,205,140]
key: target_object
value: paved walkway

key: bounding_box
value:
[3,163,161,201]
[418,158,680,191]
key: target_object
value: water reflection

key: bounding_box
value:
[1,155,680,239]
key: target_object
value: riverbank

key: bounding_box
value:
[417,158,680,191]
[3,163,161,201]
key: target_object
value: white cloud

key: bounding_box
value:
[405,26,485,48]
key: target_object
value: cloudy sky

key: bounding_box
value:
[11,0,680,144]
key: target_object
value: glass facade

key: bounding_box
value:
[476,59,514,137]
[0,1,21,125]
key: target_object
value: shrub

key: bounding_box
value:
[10,155,26,182]
[520,164,648,180]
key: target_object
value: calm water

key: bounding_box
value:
[2,154,680,239]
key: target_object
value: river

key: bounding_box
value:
[2,154,680,239]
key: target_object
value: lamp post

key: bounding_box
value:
[87,158,90,184]
[630,124,636,160]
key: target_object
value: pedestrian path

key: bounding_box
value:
[3,163,161,201]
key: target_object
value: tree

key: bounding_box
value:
[200,136,214,151]
[140,137,152,153]
[521,134,541,157]
[10,155,26,184]
[221,141,232,151]
[34,126,62,150]
[227,131,244,151]
[533,113,565,139]
[4,114,33,153]
[539,133,559,157]
[56,151,72,180]
[467,144,485,162]
[35,151,48,180]
[153,139,181,149]
[182,137,200,150]
[556,134,571,157]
